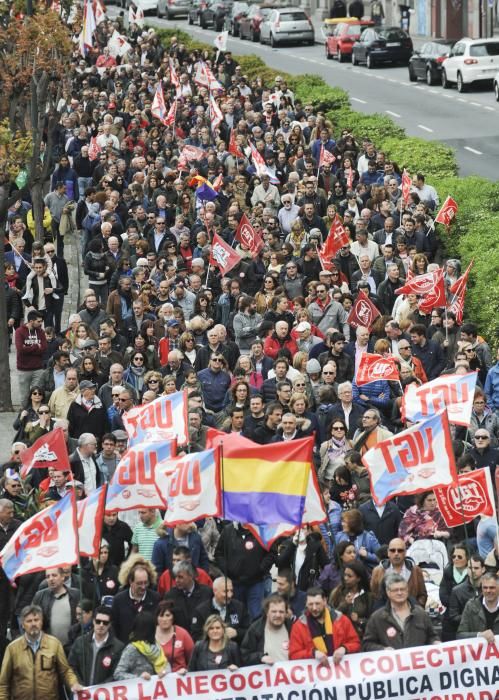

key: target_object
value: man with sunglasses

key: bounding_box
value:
[469,430,499,483]
[370,537,427,609]
[68,606,124,686]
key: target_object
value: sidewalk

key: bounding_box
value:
[0,231,83,462]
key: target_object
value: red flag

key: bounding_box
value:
[447,284,467,324]
[229,129,244,159]
[434,468,495,528]
[77,485,107,558]
[181,144,206,163]
[435,196,458,227]
[449,260,473,296]
[347,289,381,330]
[234,213,264,254]
[346,169,354,190]
[356,353,399,386]
[209,233,241,274]
[401,168,411,205]
[164,99,177,127]
[319,144,336,168]
[321,215,350,262]
[395,269,444,297]
[88,136,101,161]
[209,91,224,133]
[20,428,69,479]
[417,268,447,312]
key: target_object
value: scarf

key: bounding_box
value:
[453,567,468,585]
[131,641,167,674]
[307,607,334,655]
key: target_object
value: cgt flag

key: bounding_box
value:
[124,391,189,446]
[0,493,78,583]
[434,468,496,528]
[156,449,221,526]
[362,411,457,506]
[356,353,399,386]
[435,196,458,227]
[77,484,107,558]
[234,213,264,254]
[403,371,477,427]
[106,440,176,512]
[209,233,241,274]
[347,289,381,330]
[20,427,69,479]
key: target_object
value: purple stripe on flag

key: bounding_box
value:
[223,492,306,525]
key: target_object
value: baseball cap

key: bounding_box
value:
[167,320,180,328]
[296,322,311,333]
[79,380,96,390]
[82,339,98,349]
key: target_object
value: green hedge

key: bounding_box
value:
[153,26,497,343]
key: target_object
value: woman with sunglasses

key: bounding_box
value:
[122,351,149,395]
[439,543,470,641]
[13,386,46,442]
[319,419,353,483]
[142,371,163,399]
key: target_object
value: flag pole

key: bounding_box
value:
[205,262,211,286]
[220,440,229,612]
[73,490,88,678]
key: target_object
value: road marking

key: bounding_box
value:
[470,101,481,106]
[385,110,401,117]
[387,78,398,83]
[417,124,434,133]
[352,97,367,104]
[464,146,483,155]
[429,89,439,94]
[457,98,467,103]
[443,94,454,98]
[484,105,495,111]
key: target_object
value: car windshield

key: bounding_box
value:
[379,28,406,41]
[345,24,362,35]
[470,43,499,56]
[279,11,307,20]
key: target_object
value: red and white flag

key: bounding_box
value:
[449,260,473,297]
[319,144,336,168]
[194,62,223,92]
[107,29,132,58]
[88,136,101,161]
[79,0,96,57]
[209,92,224,133]
[320,215,350,263]
[209,233,241,274]
[20,428,70,479]
[248,141,279,183]
[124,391,189,446]
[0,493,78,582]
[435,196,458,227]
[417,268,447,312]
[363,411,457,506]
[403,372,477,427]
[356,353,399,386]
[181,144,206,163]
[77,485,107,558]
[128,4,144,26]
[169,59,182,99]
[151,82,168,125]
[347,289,381,330]
[395,269,445,297]
[234,213,263,254]
[214,30,228,52]
[434,468,496,528]
[164,99,177,127]
[94,0,106,24]
[447,285,467,324]
[401,168,411,205]
[229,129,245,159]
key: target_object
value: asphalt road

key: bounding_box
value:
[119,8,499,181]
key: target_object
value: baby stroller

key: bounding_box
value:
[407,539,448,635]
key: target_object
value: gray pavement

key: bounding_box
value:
[0,231,83,462]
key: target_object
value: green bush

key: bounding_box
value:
[152,27,497,343]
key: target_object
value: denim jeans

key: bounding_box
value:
[234,580,265,621]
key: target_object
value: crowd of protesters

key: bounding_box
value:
[1,6,499,698]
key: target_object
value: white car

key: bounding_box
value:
[259,7,314,47]
[441,37,499,92]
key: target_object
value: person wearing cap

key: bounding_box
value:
[69,432,103,494]
[293,322,322,354]
[67,379,109,442]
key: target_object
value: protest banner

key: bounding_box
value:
[403,372,477,427]
[74,637,499,700]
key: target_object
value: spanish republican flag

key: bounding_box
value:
[221,436,313,526]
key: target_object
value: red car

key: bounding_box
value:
[325,18,375,62]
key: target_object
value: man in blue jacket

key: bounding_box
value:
[152,522,210,577]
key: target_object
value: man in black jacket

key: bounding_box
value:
[111,559,160,643]
[359,497,403,545]
[68,606,124,686]
[241,593,293,666]
[163,561,212,634]
[0,500,21,659]
[191,577,250,643]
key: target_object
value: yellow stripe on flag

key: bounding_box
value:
[223,458,310,496]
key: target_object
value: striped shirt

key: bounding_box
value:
[131,516,162,560]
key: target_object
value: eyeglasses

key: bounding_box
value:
[94,619,111,626]
[112,393,121,398]
[148,379,159,383]
[118,398,130,402]
[32,391,43,395]
[46,249,55,254]
[133,357,144,362]
[399,345,411,350]
[323,371,335,375]
[389,548,405,553]
[38,410,50,415]
[156,221,165,225]
[475,435,489,440]
[452,554,465,559]
[332,425,346,431]
[211,358,223,363]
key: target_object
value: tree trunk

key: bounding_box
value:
[0,183,14,412]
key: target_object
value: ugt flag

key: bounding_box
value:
[434,468,496,528]
[403,372,477,427]
[234,213,264,254]
[347,289,381,330]
[77,485,107,558]
[156,449,221,526]
[356,353,399,386]
[435,195,458,227]
[0,493,78,583]
[362,411,457,506]
[106,440,176,512]
[209,234,241,274]
[124,391,188,446]
[20,427,70,479]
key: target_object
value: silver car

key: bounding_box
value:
[157,0,190,18]
[260,7,314,47]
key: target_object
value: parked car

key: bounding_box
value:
[189,0,231,29]
[408,39,454,85]
[260,7,314,47]
[351,26,413,68]
[239,4,277,41]
[227,1,250,35]
[441,37,499,92]
[157,0,190,18]
[122,0,157,12]
[324,18,375,62]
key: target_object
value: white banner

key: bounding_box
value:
[403,372,477,427]
[74,637,499,700]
